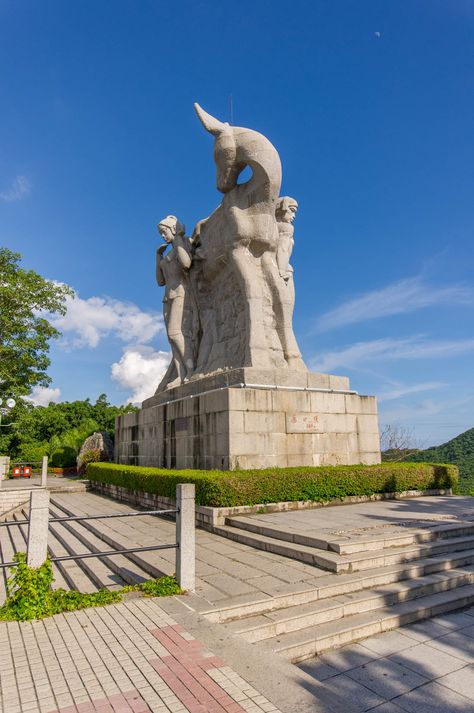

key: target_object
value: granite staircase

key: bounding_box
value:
[205,514,474,662]
[0,491,177,603]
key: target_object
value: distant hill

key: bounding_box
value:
[404,427,474,495]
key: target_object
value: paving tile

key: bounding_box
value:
[393,680,474,712]
[353,631,415,657]
[432,611,474,629]
[368,703,406,712]
[436,664,474,700]
[427,630,474,663]
[309,673,385,713]
[316,643,380,672]
[458,624,474,639]
[298,658,340,681]
[389,642,467,678]
[200,573,257,597]
[400,618,457,642]
[345,657,428,700]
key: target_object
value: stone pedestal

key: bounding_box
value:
[114,368,381,470]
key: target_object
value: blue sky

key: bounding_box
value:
[1,0,473,448]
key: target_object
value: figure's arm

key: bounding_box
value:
[156,247,166,286]
[276,246,287,275]
[174,234,192,270]
[277,234,294,278]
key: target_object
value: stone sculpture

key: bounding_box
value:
[155,215,196,390]
[276,196,298,325]
[155,105,306,393]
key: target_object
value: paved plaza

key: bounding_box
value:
[0,598,283,713]
[1,493,474,712]
[1,588,474,712]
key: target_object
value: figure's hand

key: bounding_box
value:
[157,244,168,256]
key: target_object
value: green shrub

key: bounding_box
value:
[0,553,121,621]
[50,445,77,468]
[76,448,102,475]
[87,462,458,508]
[0,553,182,621]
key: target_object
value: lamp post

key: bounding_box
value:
[0,397,16,427]
[0,397,16,484]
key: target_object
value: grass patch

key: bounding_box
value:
[0,553,182,621]
[87,461,458,508]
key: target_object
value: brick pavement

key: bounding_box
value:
[0,599,281,713]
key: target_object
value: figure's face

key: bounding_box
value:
[280,202,298,223]
[159,225,175,243]
[287,203,298,223]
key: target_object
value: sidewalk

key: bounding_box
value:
[2,594,474,713]
[0,598,285,713]
[2,494,474,712]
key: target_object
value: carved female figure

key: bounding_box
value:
[156,215,195,388]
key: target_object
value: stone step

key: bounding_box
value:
[47,507,127,591]
[38,511,99,594]
[201,545,474,623]
[0,518,18,603]
[48,502,155,587]
[226,515,474,555]
[49,495,175,580]
[259,583,474,663]
[214,523,474,572]
[3,504,95,594]
[225,566,474,643]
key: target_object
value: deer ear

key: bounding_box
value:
[194,103,229,136]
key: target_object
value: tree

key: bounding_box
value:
[4,395,138,461]
[0,248,72,397]
[380,423,421,462]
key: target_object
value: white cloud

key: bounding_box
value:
[26,386,61,407]
[311,336,474,372]
[0,175,31,202]
[380,394,474,425]
[51,291,164,348]
[316,275,473,332]
[377,382,446,402]
[111,347,170,404]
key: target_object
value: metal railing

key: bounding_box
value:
[1,456,49,487]
[0,484,195,590]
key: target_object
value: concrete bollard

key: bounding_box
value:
[41,455,48,487]
[27,490,50,568]
[176,483,195,592]
[0,456,10,488]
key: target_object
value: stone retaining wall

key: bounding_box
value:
[0,490,32,517]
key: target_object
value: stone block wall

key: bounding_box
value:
[0,490,31,516]
[115,368,381,470]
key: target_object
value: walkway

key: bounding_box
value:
[2,493,474,712]
[0,476,87,492]
[2,592,474,712]
[0,598,283,713]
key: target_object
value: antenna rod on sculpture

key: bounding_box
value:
[229,94,234,125]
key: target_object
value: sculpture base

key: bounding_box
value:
[114,368,381,470]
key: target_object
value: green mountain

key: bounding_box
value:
[406,427,474,495]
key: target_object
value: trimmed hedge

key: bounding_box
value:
[86,462,458,508]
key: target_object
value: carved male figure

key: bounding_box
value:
[276,196,298,283]
[156,215,194,388]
